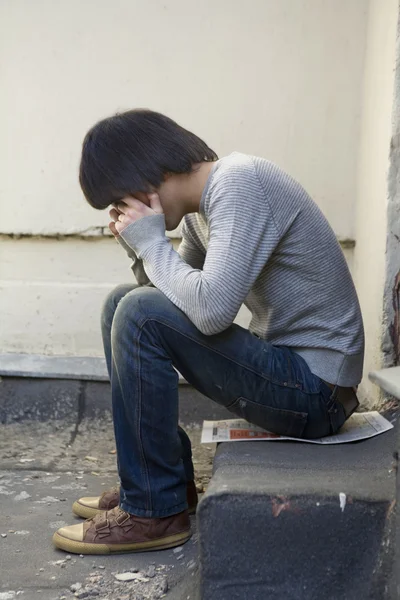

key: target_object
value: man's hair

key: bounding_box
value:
[79,109,218,209]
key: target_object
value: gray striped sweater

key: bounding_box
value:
[120,152,364,387]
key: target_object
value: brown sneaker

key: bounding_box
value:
[72,486,120,519]
[73,481,198,519]
[53,506,191,555]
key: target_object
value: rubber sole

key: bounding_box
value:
[72,500,197,519]
[72,501,102,520]
[52,528,192,555]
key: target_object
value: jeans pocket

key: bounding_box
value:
[228,396,308,438]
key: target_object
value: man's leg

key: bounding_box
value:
[69,283,196,522]
[108,286,344,518]
[101,284,194,485]
[53,286,345,553]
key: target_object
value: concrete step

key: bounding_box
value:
[0,353,232,426]
[0,375,232,426]
[196,422,398,600]
[370,366,400,399]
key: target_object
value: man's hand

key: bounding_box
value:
[109,193,163,236]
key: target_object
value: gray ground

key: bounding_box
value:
[0,418,215,600]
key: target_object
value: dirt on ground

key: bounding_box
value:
[0,418,213,599]
[0,417,215,493]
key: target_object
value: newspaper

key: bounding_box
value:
[201,411,393,445]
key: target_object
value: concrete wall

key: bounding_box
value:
[382,11,400,375]
[0,0,369,358]
[0,235,353,357]
[352,0,399,408]
[5,0,391,396]
[1,0,367,238]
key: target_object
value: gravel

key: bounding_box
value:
[0,419,206,599]
[60,565,172,600]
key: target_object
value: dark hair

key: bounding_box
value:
[79,109,218,209]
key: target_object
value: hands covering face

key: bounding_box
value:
[109,193,163,236]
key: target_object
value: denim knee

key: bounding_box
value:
[101,284,138,331]
[111,287,175,343]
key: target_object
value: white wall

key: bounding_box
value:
[0,237,353,356]
[0,235,253,355]
[352,0,398,407]
[0,0,369,359]
[1,0,368,238]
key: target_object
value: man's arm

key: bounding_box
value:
[177,220,206,270]
[119,169,280,335]
[116,235,152,286]
[115,218,205,285]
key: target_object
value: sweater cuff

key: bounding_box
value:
[119,214,167,256]
[116,233,136,259]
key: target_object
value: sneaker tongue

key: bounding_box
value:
[99,486,119,501]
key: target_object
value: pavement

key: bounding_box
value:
[0,417,215,600]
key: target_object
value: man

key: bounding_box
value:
[53,109,364,555]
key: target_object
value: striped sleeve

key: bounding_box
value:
[117,218,204,285]
[116,234,151,286]
[120,164,280,335]
[177,220,205,270]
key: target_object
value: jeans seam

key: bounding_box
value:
[232,395,308,419]
[136,315,294,387]
[134,325,152,513]
[137,316,322,395]
[284,350,294,387]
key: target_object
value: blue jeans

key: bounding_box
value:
[102,284,346,518]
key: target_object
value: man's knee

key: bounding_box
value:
[111,287,175,336]
[101,284,138,327]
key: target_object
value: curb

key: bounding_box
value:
[0,375,231,426]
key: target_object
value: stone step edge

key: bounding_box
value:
[0,352,188,383]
